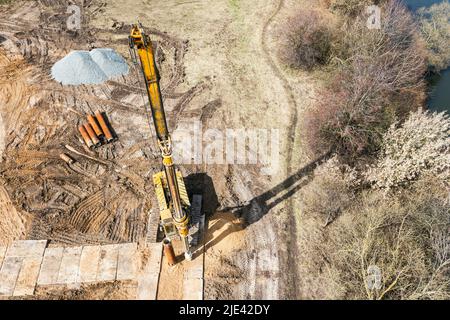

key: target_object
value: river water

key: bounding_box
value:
[404,0,450,113]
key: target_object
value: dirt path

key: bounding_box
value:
[260,0,301,298]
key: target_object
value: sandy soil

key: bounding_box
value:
[157,238,186,300]
[203,211,246,299]
[14,281,137,300]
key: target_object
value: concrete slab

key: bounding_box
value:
[116,243,137,281]
[0,256,21,296]
[6,240,47,257]
[137,273,159,300]
[183,255,204,300]
[13,256,43,296]
[97,244,119,281]
[37,247,64,286]
[0,246,6,269]
[147,243,162,269]
[183,278,203,300]
[137,244,162,300]
[79,246,101,283]
[185,266,203,280]
[57,246,82,285]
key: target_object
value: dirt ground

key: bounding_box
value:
[156,239,186,300]
[0,0,319,299]
[13,281,137,300]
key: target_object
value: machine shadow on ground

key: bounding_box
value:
[184,153,330,253]
[215,152,332,235]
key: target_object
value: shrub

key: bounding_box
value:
[366,110,450,192]
[332,187,450,299]
[302,155,360,225]
[417,1,450,72]
[300,177,450,299]
[305,72,397,161]
[278,10,332,70]
[329,0,375,17]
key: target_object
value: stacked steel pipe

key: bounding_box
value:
[78,111,115,148]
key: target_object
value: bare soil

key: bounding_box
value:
[14,281,137,300]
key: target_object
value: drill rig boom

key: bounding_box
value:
[129,24,192,260]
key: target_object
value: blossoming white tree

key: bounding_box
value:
[367,109,450,191]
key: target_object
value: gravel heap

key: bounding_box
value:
[51,48,129,85]
[90,48,129,79]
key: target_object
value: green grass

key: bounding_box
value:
[229,0,240,10]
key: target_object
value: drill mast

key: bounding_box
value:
[129,24,191,260]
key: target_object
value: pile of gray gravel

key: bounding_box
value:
[51,48,129,85]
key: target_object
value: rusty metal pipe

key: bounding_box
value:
[87,114,103,137]
[78,125,94,148]
[95,111,114,142]
[163,238,177,266]
[84,123,100,146]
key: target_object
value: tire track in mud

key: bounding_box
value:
[260,0,300,299]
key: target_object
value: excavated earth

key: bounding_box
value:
[0,0,319,299]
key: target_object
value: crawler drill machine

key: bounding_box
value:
[129,24,192,260]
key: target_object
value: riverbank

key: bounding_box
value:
[405,0,450,112]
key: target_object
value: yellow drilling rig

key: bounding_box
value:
[129,24,192,260]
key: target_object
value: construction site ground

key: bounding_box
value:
[0,0,318,299]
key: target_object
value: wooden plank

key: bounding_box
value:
[0,256,21,296]
[13,256,43,296]
[116,243,137,281]
[97,244,119,281]
[6,240,47,257]
[57,246,82,285]
[79,246,101,283]
[37,247,64,286]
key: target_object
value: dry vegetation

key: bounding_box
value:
[300,158,449,299]
[328,0,377,17]
[277,0,450,300]
[328,183,449,300]
[277,10,332,70]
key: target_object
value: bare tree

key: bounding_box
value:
[306,0,427,162]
